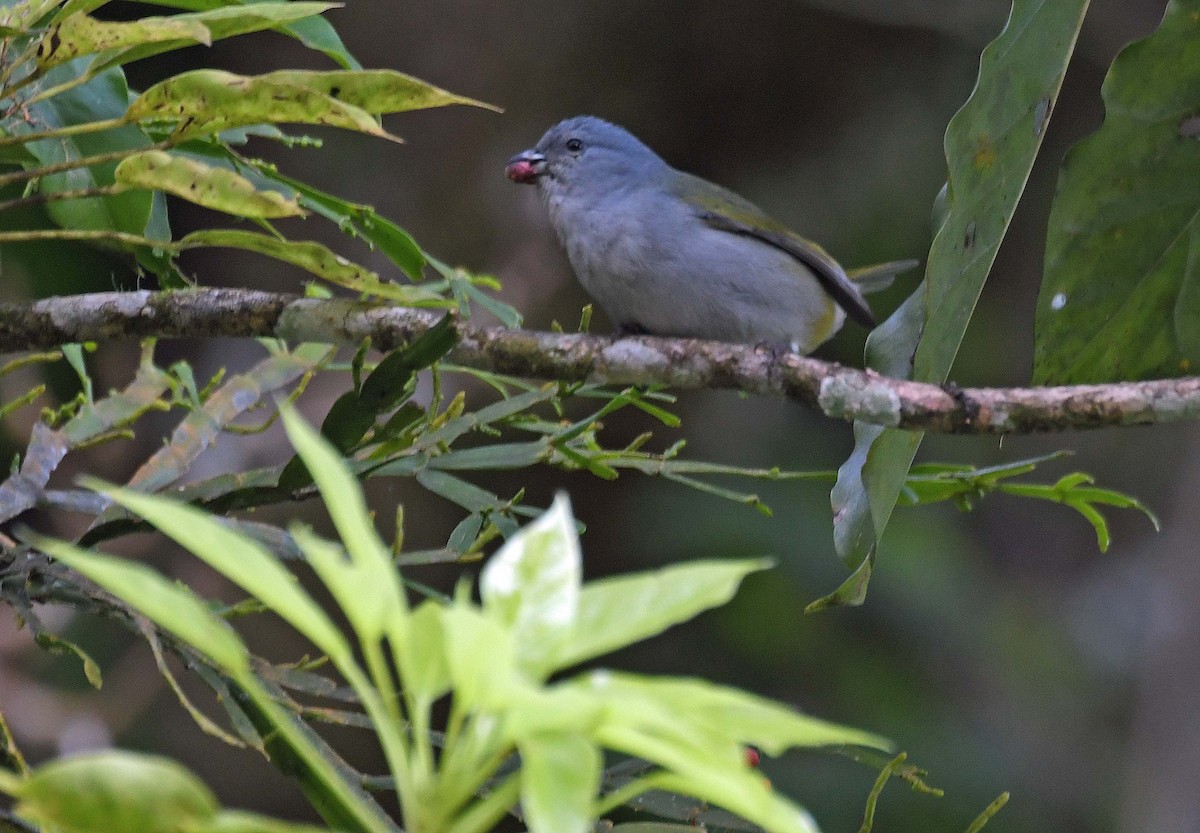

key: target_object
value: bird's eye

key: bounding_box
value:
[565,138,583,153]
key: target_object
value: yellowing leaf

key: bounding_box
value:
[261,69,501,114]
[38,13,211,68]
[127,70,395,141]
[115,151,304,219]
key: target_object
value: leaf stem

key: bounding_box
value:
[593,771,675,817]
[0,116,129,148]
[0,139,169,189]
[0,184,124,213]
[444,772,520,833]
[0,229,167,247]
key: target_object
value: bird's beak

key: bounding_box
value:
[505,149,546,184]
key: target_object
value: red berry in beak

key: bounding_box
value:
[506,150,545,184]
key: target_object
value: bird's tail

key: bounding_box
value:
[847,259,921,294]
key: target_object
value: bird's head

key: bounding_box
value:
[506,116,667,196]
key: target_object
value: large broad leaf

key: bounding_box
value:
[5,751,218,833]
[1033,0,1200,382]
[823,0,1090,608]
[22,63,157,235]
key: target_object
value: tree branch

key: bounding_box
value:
[2,287,1198,434]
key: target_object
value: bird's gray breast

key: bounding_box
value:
[539,180,837,346]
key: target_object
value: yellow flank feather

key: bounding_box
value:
[806,296,839,352]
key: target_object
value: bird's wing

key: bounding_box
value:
[847,259,921,294]
[673,172,877,327]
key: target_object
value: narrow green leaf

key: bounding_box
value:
[1034,0,1200,382]
[280,405,407,621]
[116,151,304,218]
[35,538,250,675]
[426,441,551,471]
[178,229,447,303]
[86,482,350,662]
[289,525,396,644]
[254,167,425,279]
[396,600,450,701]
[358,315,457,412]
[551,560,769,671]
[185,810,331,833]
[519,732,601,833]
[317,390,376,453]
[11,751,217,833]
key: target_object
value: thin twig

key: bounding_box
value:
[0,140,169,189]
[0,184,124,213]
[0,116,129,148]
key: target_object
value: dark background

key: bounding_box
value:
[3,2,1197,832]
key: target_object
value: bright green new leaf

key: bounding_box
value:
[33,538,250,675]
[37,12,211,68]
[280,406,406,613]
[481,493,581,677]
[828,0,1089,605]
[9,751,218,833]
[397,600,450,701]
[1034,0,1200,382]
[184,810,331,833]
[440,603,527,710]
[116,151,304,218]
[588,673,891,756]
[518,732,601,833]
[549,559,770,671]
[91,481,351,663]
[290,524,399,643]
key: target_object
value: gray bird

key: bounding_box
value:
[506,116,917,353]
